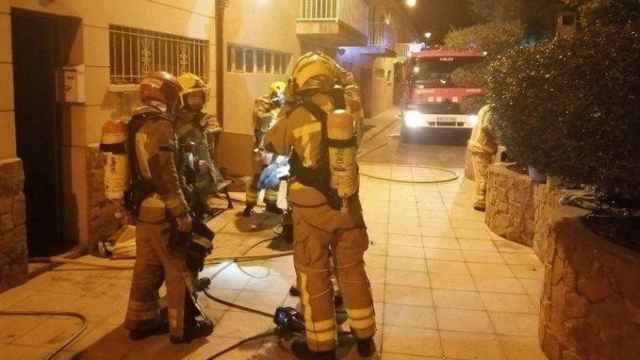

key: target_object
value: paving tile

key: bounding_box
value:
[493,239,532,253]
[388,234,423,247]
[458,240,497,251]
[429,273,477,291]
[424,248,464,262]
[463,249,506,264]
[386,256,427,272]
[371,283,385,302]
[364,254,388,269]
[382,326,442,357]
[490,312,539,336]
[382,352,441,359]
[384,304,437,329]
[432,289,485,310]
[427,260,470,276]
[501,253,542,266]
[440,331,506,360]
[467,263,515,278]
[385,285,433,307]
[366,267,388,285]
[472,274,526,294]
[389,223,422,236]
[508,264,545,280]
[385,269,430,288]
[12,316,85,348]
[499,336,547,360]
[422,236,461,250]
[436,308,494,333]
[213,310,275,338]
[455,227,492,240]
[0,344,54,360]
[480,293,538,314]
[387,245,426,259]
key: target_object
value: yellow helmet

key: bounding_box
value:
[270,81,287,95]
[177,72,209,103]
[291,52,339,93]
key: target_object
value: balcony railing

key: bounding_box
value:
[299,0,368,37]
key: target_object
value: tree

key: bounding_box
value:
[562,0,640,27]
[469,0,564,39]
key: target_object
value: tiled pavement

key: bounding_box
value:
[0,111,548,360]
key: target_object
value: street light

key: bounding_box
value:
[424,32,432,39]
[406,0,416,7]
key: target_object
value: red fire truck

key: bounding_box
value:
[401,49,487,142]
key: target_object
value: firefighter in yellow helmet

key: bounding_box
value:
[175,73,225,220]
[264,52,376,360]
[467,104,498,211]
[123,71,213,343]
[243,81,287,217]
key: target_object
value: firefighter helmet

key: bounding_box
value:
[139,71,183,111]
[291,52,339,93]
[270,81,287,95]
[177,72,209,106]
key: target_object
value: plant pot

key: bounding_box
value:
[527,165,546,183]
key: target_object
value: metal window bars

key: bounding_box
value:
[109,24,209,84]
[300,0,338,20]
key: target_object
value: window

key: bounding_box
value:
[245,49,254,73]
[227,44,291,74]
[109,24,209,84]
[562,15,575,26]
[265,52,272,73]
[256,50,265,72]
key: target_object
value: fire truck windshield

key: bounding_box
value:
[411,57,482,88]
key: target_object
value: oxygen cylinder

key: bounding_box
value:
[100,118,130,201]
[327,109,358,212]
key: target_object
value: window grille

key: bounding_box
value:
[227,44,291,75]
[300,0,338,19]
[109,24,209,84]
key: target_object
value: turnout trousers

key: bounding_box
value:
[291,198,376,352]
[246,151,278,208]
[471,151,493,205]
[123,219,190,340]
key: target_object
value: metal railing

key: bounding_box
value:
[109,25,209,84]
[300,0,339,20]
[299,0,369,37]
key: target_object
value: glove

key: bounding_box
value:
[176,213,192,233]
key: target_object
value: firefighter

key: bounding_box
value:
[467,104,498,211]
[175,73,224,220]
[123,71,213,343]
[243,81,287,217]
[264,52,376,360]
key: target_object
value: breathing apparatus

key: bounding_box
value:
[289,52,360,212]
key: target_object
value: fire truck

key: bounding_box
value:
[401,49,487,142]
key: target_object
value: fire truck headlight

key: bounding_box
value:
[404,110,422,128]
[467,115,479,127]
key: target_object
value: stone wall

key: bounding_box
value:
[486,163,537,246]
[540,207,640,360]
[0,158,27,292]
[86,145,119,254]
[486,163,563,254]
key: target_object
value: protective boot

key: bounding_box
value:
[265,202,284,215]
[243,205,254,218]
[129,319,170,341]
[291,339,336,360]
[169,296,214,343]
[356,337,376,358]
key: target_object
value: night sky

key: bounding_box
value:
[407,0,475,43]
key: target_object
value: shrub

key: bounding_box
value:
[444,21,523,113]
[488,26,640,202]
[563,0,640,27]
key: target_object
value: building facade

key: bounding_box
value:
[0,0,218,291]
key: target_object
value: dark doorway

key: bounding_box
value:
[11,9,80,257]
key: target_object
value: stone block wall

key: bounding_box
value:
[540,207,640,360]
[486,163,563,254]
[0,159,27,292]
[485,163,537,246]
[86,145,119,254]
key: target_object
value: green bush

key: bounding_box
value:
[444,21,523,113]
[488,26,640,199]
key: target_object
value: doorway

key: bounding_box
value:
[11,9,80,257]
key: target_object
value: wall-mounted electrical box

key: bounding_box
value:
[61,64,86,103]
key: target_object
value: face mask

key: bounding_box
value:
[187,92,205,110]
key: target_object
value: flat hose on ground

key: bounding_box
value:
[357,116,460,184]
[0,310,87,360]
